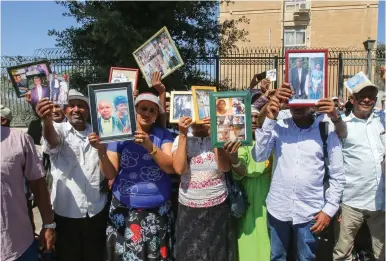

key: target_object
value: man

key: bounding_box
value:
[333,81,385,261]
[253,84,345,260]
[97,99,123,135]
[1,105,55,261]
[36,90,107,261]
[50,73,61,102]
[30,76,50,109]
[114,95,130,133]
[290,58,309,99]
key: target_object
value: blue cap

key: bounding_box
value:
[114,96,128,107]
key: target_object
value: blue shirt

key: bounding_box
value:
[107,126,174,209]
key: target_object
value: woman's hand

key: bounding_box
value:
[134,130,153,152]
[152,71,165,95]
[178,116,192,136]
[202,117,211,135]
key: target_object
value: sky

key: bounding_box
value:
[1,0,385,57]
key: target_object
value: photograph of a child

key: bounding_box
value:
[172,94,192,120]
[27,74,50,108]
[109,68,138,91]
[133,27,184,87]
[8,61,51,97]
[49,72,69,104]
[94,89,132,137]
[216,98,233,116]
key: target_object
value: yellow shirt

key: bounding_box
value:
[101,118,113,134]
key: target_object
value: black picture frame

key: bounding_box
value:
[7,60,51,98]
[88,82,137,143]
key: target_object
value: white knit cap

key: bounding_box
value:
[251,106,259,114]
[0,104,12,121]
[135,93,165,113]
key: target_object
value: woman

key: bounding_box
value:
[90,93,175,261]
[310,63,323,99]
[230,106,272,261]
[172,116,235,261]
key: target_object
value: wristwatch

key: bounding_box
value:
[43,222,56,229]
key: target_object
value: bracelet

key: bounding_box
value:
[232,160,242,168]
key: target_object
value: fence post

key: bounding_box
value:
[366,49,373,81]
[215,55,220,86]
[338,53,344,99]
[274,55,279,89]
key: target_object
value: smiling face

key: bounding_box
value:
[52,104,65,122]
[352,86,378,119]
[136,100,159,128]
[98,100,113,120]
[65,99,89,127]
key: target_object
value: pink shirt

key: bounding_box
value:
[1,127,45,261]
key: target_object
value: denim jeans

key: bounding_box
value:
[268,212,318,261]
[16,240,38,261]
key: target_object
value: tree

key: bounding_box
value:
[49,1,249,93]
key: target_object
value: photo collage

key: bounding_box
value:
[216,97,246,142]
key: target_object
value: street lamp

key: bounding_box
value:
[363,39,376,81]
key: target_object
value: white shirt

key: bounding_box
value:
[42,122,107,218]
[37,85,42,100]
[54,79,60,88]
[298,68,302,82]
[253,116,345,224]
[341,112,385,211]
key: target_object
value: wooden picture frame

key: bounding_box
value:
[7,60,51,98]
[209,91,252,148]
[169,91,195,124]
[133,26,184,87]
[108,67,139,91]
[88,82,137,143]
[285,49,328,106]
[191,86,217,124]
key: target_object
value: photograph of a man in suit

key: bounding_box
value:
[50,73,61,102]
[30,76,50,108]
[289,58,309,99]
[97,99,124,136]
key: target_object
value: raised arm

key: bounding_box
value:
[172,117,191,175]
[36,98,61,148]
[316,98,348,139]
[152,72,167,128]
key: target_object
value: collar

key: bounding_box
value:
[290,113,323,131]
[64,121,92,136]
[346,111,376,124]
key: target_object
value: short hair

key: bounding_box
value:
[114,96,128,107]
[33,76,41,80]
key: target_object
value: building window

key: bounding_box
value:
[285,0,310,12]
[284,28,306,47]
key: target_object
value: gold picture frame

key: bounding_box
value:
[132,27,184,87]
[192,86,217,124]
[169,91,195,124]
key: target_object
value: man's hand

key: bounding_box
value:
[223,141,241,162]
[40,228,55,250]
[310,211,331,234]
[316,98,339,120]
[25,91,32,104]
[151,72,165,95]
[133,89,139,100]
[178,116,192,136]
[36,98,53,120]
[266,96,281,120]
[260,79,271,94]
[275,83,293,103]
[88,133,105,151]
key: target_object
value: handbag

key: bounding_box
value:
[224,171,249,218]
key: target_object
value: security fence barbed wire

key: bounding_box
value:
[1,46,385,127]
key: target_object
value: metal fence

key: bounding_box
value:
[1,46,385,127]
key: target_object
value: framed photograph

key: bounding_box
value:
[109,67,139,91]
[7,60,51,98]
[192,86,217,124]
[133,26,184,87]
[169,91,195,123]
[285,49,328,106]
[49,72,70,105]
[266,69,277,82]
[209,91,252,148]
[88,82,137,143]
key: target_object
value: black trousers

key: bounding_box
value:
[54,206,108,261]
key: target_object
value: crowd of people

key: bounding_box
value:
[1,68,385,261]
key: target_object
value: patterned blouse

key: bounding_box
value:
[172,134,228,208]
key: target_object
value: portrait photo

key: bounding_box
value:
[88,82,136,143]
[285,49,328,106]
[209,91,252,148]
[109,67,139,91]
[169,91,194,123]
[49,72,69,105]
[26,73,50,108]
[192,86,217,124]
[133,27,184,87]
[7,60,51,98]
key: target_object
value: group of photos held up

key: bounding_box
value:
[7,28,331,146]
